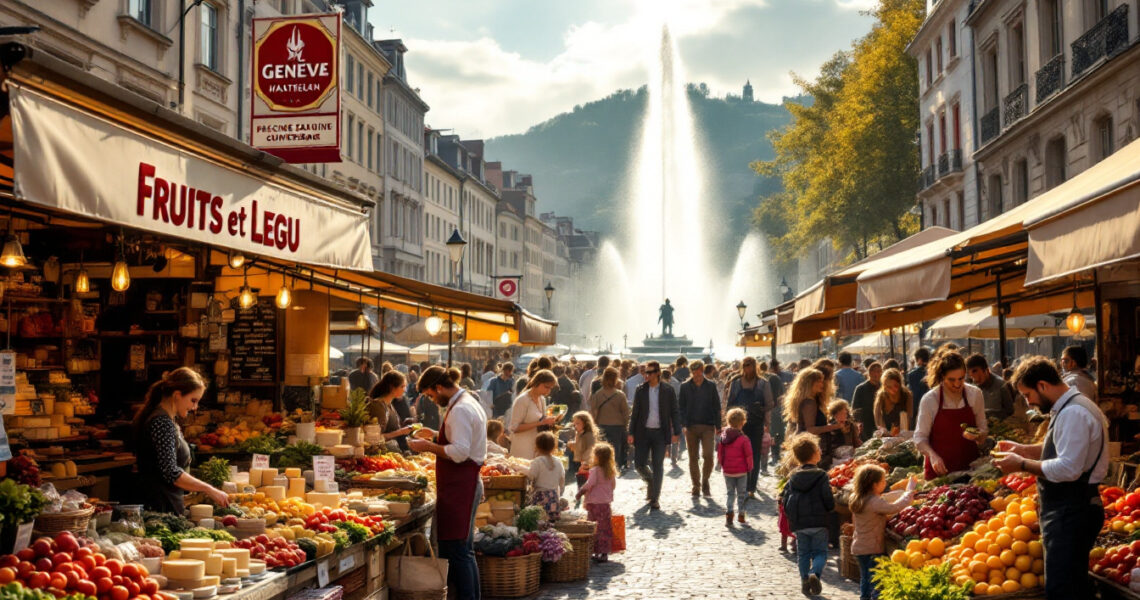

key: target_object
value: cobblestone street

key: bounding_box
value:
[537,460,862,600]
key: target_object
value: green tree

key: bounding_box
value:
[753,0,924,266]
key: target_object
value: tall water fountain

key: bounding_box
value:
[578,26,778,359]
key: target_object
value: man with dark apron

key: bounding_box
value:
[410,366,488,600]
[994,357,1107,600]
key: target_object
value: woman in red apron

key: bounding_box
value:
[409,367,487,600]
[913,348,987,479]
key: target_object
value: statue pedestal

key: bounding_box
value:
[627,334,705,361]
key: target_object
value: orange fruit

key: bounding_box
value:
[1032,558,1044,574]
[1002,580,1021,593]
[1028,541,1044,558]
[906,539,923,553]
[1010,540,1028,555]
[986,556,1004,570]
[908,553,925,569]
[1006,567,1022,580]
[1014,555,1032,572]
[996,533,1014,549]
[960,548,975,560]
[890,549,908,564]
[1005,513,1022,528]
[973,583,989,595]
[999,549,1016,566]
[974,538,990,553]
[962,532,980,548]
[1021,510,1038,526]
[987,543,1001,556]
[975,523,989,536]
[970,560,987,574]
[1013,525,1033,542]
[928,538,945,557]
[1020,572,1039,589]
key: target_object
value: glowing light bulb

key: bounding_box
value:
[0,236,26,268]
[75,269,90,293]
[425,315,443,335]
[500,330,510,344]
[1065,309,1085,335]
[356,311,368,329]
[111,260,130,291]
[239,285,256,309]
[228,252,246,269]
[275,285,292,309]
[954,299,964,311]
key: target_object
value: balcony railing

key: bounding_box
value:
[980,107,1000,144]
[1072,4,1130,77]
[919,165,936,189]
[937,149,963,179]
[1035,53,1064,103]
[1003,83,1028,126]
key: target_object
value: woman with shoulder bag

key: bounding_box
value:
[589,367,630,471]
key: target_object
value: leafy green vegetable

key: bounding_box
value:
[197,456,231,489]
[143,511,195,533]
[239,435,283,455]
[872,560,970,600]
[146,524,236,553]
[333,520,371,544]
[340,388,371,428]
[330,530,350,552]
[214,506,245,517]
[515,506,545,532]
[274,441,326,469]
[0,479,47,528]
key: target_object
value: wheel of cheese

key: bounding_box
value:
[220,558,237,578]
[203,554,224,576]
[162,559,206,581]
[188,505,214,521]
[179,539,215,550]
[306,491,340,509]
[283,468,302,479]
[214,549,250,570]
[178,548,213,562]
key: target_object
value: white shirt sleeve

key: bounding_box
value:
[1040,400,1104,483]
[966,385,988,435]
[507,394,528,434]
[443,400,488,465]
[913,389,938,448]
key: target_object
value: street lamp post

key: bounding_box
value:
[736,300,747,328]
[445,228,467,367]
[544,282,555,318]
[779,277,794,302]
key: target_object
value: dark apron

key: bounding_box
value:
[435,392,483,542]
[140,413,192,513]
[923,387,978,480]
[1038,396,1104,600]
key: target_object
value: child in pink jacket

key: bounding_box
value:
[717,408,754,526]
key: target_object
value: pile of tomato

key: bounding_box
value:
[827,459,888,489]
[1089,540,1140,586]
[304,507,388,536]
[0,532,159,600]
[1000,473,1037,493]
[229,537,305,570]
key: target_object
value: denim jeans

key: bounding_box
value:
[794,527,829,579]
[634,428,668,502]
[724,474,747,513]
[856,554,882,599]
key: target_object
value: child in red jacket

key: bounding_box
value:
[717,407,754,527]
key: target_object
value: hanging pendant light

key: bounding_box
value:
[275,273,292,309]
[1065,281,1085,334]
[111,231,130,292]
[238,267,256,309]
[75,252,89,293]
[0,235,26,268]
[425,312,443,336]
[954,298,964,311]
[499,329,510,344]
[228,251,246,269]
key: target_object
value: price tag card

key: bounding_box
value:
[252,454,270,469]
[316,560,329,587]
[338,555,355,572]
[313,455,335,481]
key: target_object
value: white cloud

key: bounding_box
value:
[399,0,871,137]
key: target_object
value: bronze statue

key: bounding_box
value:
[658,298,674,337]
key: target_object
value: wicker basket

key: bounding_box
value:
[483,475,527,491]
[554,520,596,535]
[476,552,541,598]
[541,531,594,583]
[839,534,860,582]
[34,505,94,536]
[389,590,447,600]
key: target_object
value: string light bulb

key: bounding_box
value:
[0,235,26,268]
[238,267,255,309]
[1065,282,1085,334]
[275,273,292,309]
[499,330,510,344]
[75,269,90,293]
[111,259,130,292]
[356,310,368,329]
[954,298,964,311]
[228,252,246,269]
[425,313,443,336]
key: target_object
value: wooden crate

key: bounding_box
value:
[839,534,860,582]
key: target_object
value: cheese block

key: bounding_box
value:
[56,425,71,437]
[220,558,237,578]
[306,491,340,509]
[49,414,65,426]
[235,569,250,579]
[248,468,265,487]
[165,575,220,591]
[168,551,182,560]
[260,485,285,501]
[287,478,306,499]
[315,429,342,446]
[179,548,213,561]
[188,505,214,521]
[214,541,231,550]
[260,468,278,484]
[313,479,337,493]
[328,444,353,458]
[64,461,77,478]
[214,549,250,570]
[20,417,51,428]
[179,539,216,550]
[162,559,206,581]
[203,554,224,576]
[283,468,302,479]
[247,561,265,575]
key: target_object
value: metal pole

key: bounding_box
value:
[1093,271,1104,396]
[378,308,385,363]
[996,276,1008,368]
[889,328,896,360]
[770,329,777,362]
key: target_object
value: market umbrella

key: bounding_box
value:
[341,338,413,354]
[408,344,443,362]
[328,346,344,360]
[460,340,510,349]
[841,333,892,354]
[392,317,464,345]
[559,353,600,362]
[928,308,1061,340]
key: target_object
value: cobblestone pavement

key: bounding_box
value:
[534,460,862,600]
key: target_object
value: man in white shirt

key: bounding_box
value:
[625,364,645,403]
[994,357,1107,600]
[627,361,680,510]
[1060,345,1098,403]
[578,361,597,411]
[409,366,487,600]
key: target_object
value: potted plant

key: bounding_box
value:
[0,478,47,554]
[340,388,370,446]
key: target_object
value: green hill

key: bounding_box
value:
[485,86,798,247]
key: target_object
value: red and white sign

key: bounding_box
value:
[250,13,341,163]
[496,277,520,301]
[9,85,372,271]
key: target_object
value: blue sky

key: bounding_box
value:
[367,0,876,138]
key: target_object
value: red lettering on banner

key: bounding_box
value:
[137,163,156,215]
[133,161,301,254]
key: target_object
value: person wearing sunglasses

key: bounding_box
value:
[628,361,681,510]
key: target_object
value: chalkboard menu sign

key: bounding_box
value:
[229,298,277,382]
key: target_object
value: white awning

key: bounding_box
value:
[1023,137,1140,286]
[927,307,1061,340]
[841,333,892,354]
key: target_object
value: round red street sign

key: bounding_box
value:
[499,279,517,297]
[255,19,337,112]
